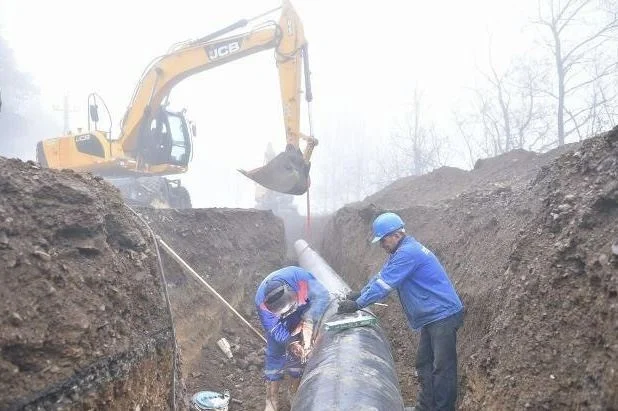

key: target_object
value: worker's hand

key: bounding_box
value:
[287,341,305,359]
[337,299,360,314]
[345,290,361,300]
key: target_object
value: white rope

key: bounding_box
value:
[156,236,267,343]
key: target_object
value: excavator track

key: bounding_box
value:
[109,177,192,209]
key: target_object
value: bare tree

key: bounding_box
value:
[454,59,550,162]
[467,33,554,156]
[311,114,384,213]
[581,55,618,137]
[389,88,447,177]
[536,0,618,145]
[452,111,479,169]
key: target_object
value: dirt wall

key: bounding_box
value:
[319,129,618,410]
[0,159,176,410]
[139,208,288,410]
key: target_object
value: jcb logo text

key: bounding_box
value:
[207,40,242,60]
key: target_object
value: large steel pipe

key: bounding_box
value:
[292,240,404,411]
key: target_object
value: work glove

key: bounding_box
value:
[337,299,360,314]
[345,290,361,300]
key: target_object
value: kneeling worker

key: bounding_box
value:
[255,266,330,411]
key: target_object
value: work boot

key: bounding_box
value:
[264,381,280,411]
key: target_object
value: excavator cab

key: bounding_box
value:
[138,109,193,169]
[165,111,193,167]
[239,144,310,195]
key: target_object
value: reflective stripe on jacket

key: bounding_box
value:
[356,236,463,330]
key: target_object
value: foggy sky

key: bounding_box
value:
[0,1,574,211]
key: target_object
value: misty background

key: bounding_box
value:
[1,0,616,214]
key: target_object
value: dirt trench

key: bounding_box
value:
[320,128,618,410]
[0,152,322,410]
[137,208,288,410]
[1,127,616,410]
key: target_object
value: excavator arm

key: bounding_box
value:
[120,0,316,194]
[36,1,315,201]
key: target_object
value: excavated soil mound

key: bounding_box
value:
[0,159,176,410]
[0,154,291,409]
[138,208,288,410]
[320,128,617,410]
[364,146,575,210]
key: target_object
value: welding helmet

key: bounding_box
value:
[371,212,405,243]
[264,279,298,318]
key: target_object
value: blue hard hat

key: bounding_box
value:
[371,212,405,243]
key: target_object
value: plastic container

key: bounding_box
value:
[191,390,231,411]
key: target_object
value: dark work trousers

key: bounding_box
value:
[415,310,464,411]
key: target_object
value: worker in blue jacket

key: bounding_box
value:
[338,212,464,411]
[256,266,330,411]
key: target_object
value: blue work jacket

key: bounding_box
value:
[255,266,330,345]
[356,236,463,330]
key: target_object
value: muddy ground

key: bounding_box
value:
[321,127,618,410]
[1,126,616,410]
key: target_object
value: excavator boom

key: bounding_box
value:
[118,0,315,195]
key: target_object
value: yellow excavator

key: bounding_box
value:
[36,0,317,208]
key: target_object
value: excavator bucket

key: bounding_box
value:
[239,146,310,195]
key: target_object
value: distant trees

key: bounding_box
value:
[454,0,618,164]
[309,93,450,214]
[312,1,618,213]
[0,33,37,138]
[467,51,551,157]
[0,32,58,159]
[0,34,36,104]
[535,0,618,144]
[311,115,379,213]
[388,88,448,177]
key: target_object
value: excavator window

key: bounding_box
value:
[167,113,191,166]
[139,114,172,165]
[138,111,191,167]
[74,134,105,158]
